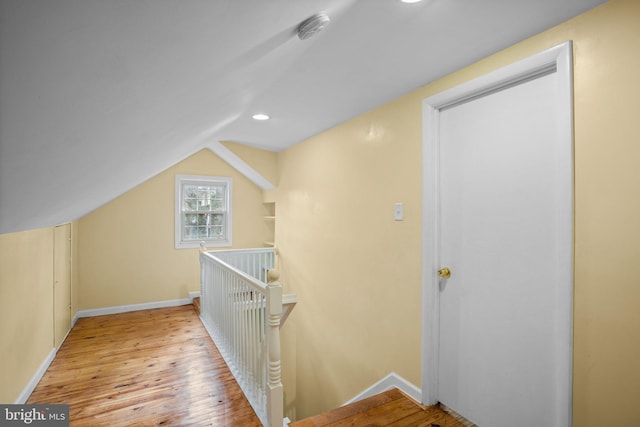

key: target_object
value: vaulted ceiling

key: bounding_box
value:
[0,0,606,234]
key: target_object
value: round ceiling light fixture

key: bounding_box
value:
[297,12,331,40]
[252,113,270,121]
[401,0,424,3]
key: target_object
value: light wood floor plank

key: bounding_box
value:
[290,388,466,427]
[28,305,261,426]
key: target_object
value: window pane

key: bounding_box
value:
[211,186,225,209]
[182,215,226,241]
[211,197,224,210]
[183,185,226,212]
[211,213,224,226]
[210,225,223,237]
[184,226,197,240]
[184,185,198,197]
[196,193,207,211]
[184,200,195,211]
[184,213,195,226]
[198,226,211,240]
[196,213,208,226]
[182,185,197,211]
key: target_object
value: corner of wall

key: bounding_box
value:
[341,373,422,407]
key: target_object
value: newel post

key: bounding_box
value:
[266,280,283,427]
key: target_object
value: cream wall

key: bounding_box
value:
[77,147,276,310]
[0,228,55,403]
[275,0,640,424]
[274,102,423,419]
[2,2,638,423]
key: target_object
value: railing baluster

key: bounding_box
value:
[199,248,281,427]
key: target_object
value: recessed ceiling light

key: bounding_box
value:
[401,0,424,3]
[252,113,270,121]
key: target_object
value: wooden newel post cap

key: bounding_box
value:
[267,269,280,282]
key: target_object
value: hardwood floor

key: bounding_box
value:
[290,388,468,427]
[28,305,261,426]
[28,304,473,426]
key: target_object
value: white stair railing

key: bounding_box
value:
[199,248,292,427]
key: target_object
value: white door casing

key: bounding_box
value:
[421,42,573,426]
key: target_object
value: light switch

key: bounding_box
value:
[394,203,404,221]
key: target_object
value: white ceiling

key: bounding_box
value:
[0,0,606,234]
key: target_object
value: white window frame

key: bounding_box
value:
[175,175,232,249]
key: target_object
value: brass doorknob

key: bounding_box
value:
[438,267,451,279]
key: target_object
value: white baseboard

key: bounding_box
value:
[342,372,422,406]
[15,348,56,404]
[188,291,201,301]
[73,297,193,324]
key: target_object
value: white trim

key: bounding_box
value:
[206,141,275,190]
[424,43,569,110]
[55,328,72,351]
[72,310,81,327]
[14,348,56,404]
[188,291,201,301]
[73,298,192,321]
[342,372,422,406]
[421,41,574,424]
[422,89,441,406]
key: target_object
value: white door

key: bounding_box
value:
[54,223,71,347]
[422,43,573,426]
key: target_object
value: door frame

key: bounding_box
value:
[421,41,574,422]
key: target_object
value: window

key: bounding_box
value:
[175,175,232,249]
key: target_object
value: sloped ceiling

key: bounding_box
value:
[0,0,606,234]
